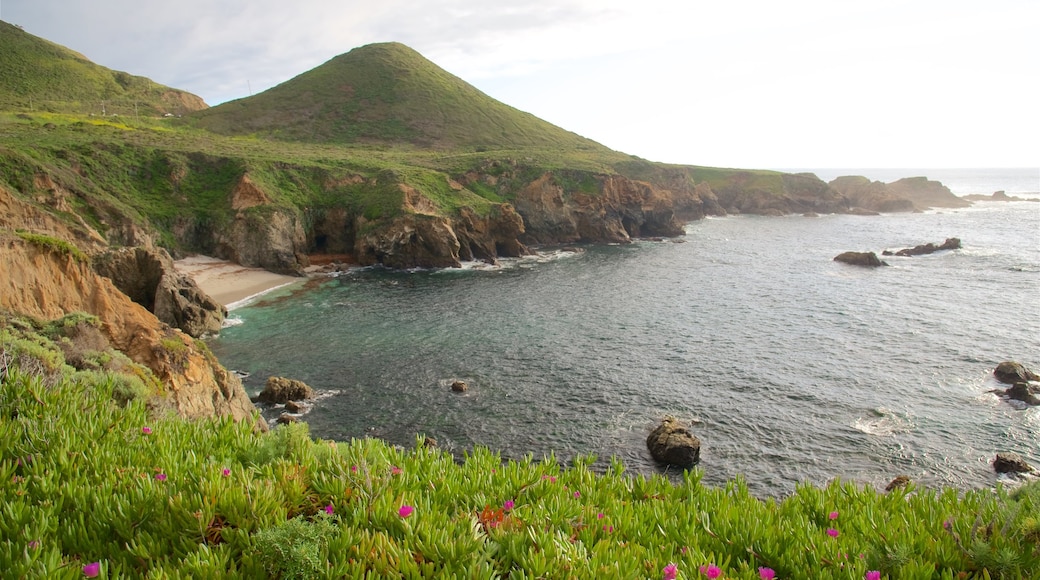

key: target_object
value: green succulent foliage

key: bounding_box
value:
[2,346,1039,578]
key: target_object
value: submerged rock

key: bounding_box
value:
[882,237,961,257]
[994,361,1040,385]
[646,417,701,468]
[833,251,888,268]
[258,376,315,404]
[993,452,1034,474]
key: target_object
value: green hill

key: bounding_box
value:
[0,20,207,116]
[190,42,607,152]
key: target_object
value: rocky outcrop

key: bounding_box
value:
[882,238,961,257]
[355,213,463,268]
[646,417,701,467]
[257,376,315,404]
[994,361,1040,384]
[963,191,1039,203]
[993,452,1034,474]
[834,251,888,267]
[512,172,684,245]
[828,176,916,213]
[710,172,847,216]
[885,177,971,209]
[214,207,309,275]
[93,246,225,337]
[1003,382,1040,406]
[0,235,260,425]
[885,475,911,492]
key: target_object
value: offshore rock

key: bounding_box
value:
[258,376,315,404]
[834,251,888,267]
[93,246,225,337]
[0,234,260,426]
[1004,382,1040,406]
[646,417,701,467]
[993,361,1040,384]
[885,475,911,492]
[993,452,1034,474]
[883,238,961,257]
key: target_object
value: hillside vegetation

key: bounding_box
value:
[0,21,207,117]
[2,320,1039,578]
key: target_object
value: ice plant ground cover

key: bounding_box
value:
[1,318,1039,577]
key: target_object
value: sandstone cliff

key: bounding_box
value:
[0,234,259,425]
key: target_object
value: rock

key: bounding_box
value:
[885,475,911,492]
[276,413,299,425]
[994,361,1040,384]
[284,400,305,413]
[93,246,226,337]
[885,177,972,209]
[421,436,438,449]
[451,380,468,393]
[889,238,961,257]
[993,452,1034,474]
[646,417,701,467]
[1005,382,1040,406]
[258,377,315,404]
[833,251,888,267]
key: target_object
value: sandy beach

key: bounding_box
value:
[174,255,302,308]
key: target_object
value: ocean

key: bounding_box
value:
[210,168,1040,497]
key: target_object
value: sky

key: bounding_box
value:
[2,0,1038,170]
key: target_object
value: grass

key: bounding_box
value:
[14,230,89,263]
[2,313,1039,578]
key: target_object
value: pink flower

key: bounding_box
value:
[398,505,414,518]
[391,466,402,475]
[350,465,358,473]
[221,467,231,477]
[28,540,40,549]
[865,572,881,580]
[503,500,514,511]
[325,504,334,515]
[699,564,722,578]
[573,491,580,498]
[663,563,678,580]
[141,426,152,435]
[829,511,839,520]
[597,512,605,519]
[154,473,167,481]
[759,567,776,579]
[826,528,839,538]
[83,562,100,577]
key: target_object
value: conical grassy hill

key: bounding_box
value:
[190,42,607,152]
[0,20,207,116]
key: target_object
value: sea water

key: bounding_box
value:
[210,169,1040,497]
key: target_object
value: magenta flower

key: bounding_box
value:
[759,567,776,579]
[154,473,167,481]
[141,426,152,435]
[350,465,358,473]
[221,467,231,477]
[829,511,839,520]
[865,572,881,580]
[28,540,40,549]
[573,491,581,498]
[597,512,605,519]
[83,562,100,577]
[503,500,514,511]
[699,564,722,578]
[663,563,678,580]
[390,466,402,475]
[826,528,839,538]
[398,505,414,518]
[325,504,334,515]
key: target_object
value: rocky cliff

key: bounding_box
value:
[0,234,259,425]
[829,175,969,211]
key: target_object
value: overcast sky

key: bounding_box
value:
[2,0,1037,170]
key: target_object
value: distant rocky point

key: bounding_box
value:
[962,191,1038,202]
[829,175,970,212]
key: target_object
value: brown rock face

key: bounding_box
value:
[993,452,1034,474]
[646,417,701,467]
[258,376,315,404]
[885,177,971,209]
[833,251,888,268]
[93,246,225,337]
[829,176,916,213]
[355,213,464,269]
[0,236,259,425]
[994,361,1040,384]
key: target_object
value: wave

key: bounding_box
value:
[853,407,916,436]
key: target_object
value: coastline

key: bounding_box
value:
[174,255,302,309]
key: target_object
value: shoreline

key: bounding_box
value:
[174,255,303,309]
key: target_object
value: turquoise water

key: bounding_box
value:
[211,173,1040,497]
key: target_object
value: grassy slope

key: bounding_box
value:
[189,42,609,153]
[0,20,206,116]
[1,319,1038,578]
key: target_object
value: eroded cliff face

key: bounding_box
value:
[828,176,916,213]
[512,173,686,245]
[0,236,259,425]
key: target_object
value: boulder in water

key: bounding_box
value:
[994,361,1040,385]
[834,251,888,268]
[451,380,468,393]
[885,475,911,492]
[1004,382,1040,406]
[258,376,315,404]
[885,237,962,257]
[993,452,1034,474]
[646,417,701,467]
